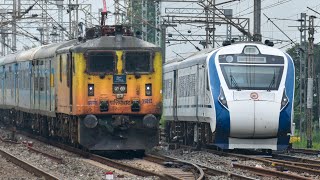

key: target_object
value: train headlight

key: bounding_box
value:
[218,87,228,108]
[226,56,234,63]
[281,89,289,110]
[244,46,259,55]
[120,85,127,93]
[114,86,120,92]
[145,84,152,96]
[88,84,94,96]
[113,84,127,93]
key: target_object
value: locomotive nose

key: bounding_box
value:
[229,91,279,138]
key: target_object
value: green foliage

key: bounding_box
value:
[293,131,320,149]
[286,44,320,131]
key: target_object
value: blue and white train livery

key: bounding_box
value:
[163,42,295,151]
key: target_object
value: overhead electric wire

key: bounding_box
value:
[33,0,72,39]
[171,26,201,51]
[263,13,298,47]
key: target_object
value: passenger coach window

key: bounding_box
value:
[125,51,151,73]
[87,52,115,73]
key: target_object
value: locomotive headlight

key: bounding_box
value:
[88,84,94,96]
[226,56,234,63]
[120,85,126,93]
[281,89,289,110]
[218,87,228,108]
[114,86,120,92]
[145,84,152,96]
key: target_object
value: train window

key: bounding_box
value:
[87,52,115,73]
[124,51,151,73]
[221,65,283,91]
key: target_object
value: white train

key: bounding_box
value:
[163,42,295,151]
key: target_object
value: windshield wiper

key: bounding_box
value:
[267,72,276,92]
[230,74,241,91]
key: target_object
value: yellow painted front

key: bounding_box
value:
[71,51,162,116]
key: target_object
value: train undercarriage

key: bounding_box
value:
[0,109,160,151]
[165,121,215,149]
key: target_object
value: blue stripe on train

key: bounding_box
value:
[277,54,295,150]
[208,51,230,149]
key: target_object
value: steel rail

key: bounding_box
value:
[147,154,255,180]
[233,163,312,180]
[18,131,177,179]
[0,149,59,180]
[204,148,320,176]
[27,146,63,164]
[145,154,204,180]
[272,154,320,164]
[291,148,320,155]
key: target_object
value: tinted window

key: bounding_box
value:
[87,52,115,73]
[125,52,151,73]
[221,65,283,90]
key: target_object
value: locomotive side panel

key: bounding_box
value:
[55,54,71,114]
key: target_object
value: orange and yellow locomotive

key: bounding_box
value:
[0,26,162,151]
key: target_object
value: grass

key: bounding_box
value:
[293,130,320,149]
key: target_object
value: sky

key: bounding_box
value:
[3,0,320,59]
[160,0,320,60]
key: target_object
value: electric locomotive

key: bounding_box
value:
[164,42,294,151]
[0,25,162,151]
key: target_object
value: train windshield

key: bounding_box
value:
[87,52,115,73]
[125,51,151,73]
[221,65,283,90]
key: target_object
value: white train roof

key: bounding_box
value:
[218,42,285,56]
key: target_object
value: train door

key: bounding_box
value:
[15,63,18,105]
[30,62,33,109]
[50,58,55,112]
[34,60,40,110]
[0,67,4,104]
[197,64,206,121]
[67,53,73,113]
[45,59,50,111]
[173,70,178,121]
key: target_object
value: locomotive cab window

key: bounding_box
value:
[125,51,152,73]
[87,51,115,73]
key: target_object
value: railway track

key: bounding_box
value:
[0,148,59,180]
[175,145,316,180]
[12,130,204,180]
[290,148,320,155]
[146,153,256,180]
[202,148,318,179]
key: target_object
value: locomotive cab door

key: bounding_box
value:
[67,53,73,113]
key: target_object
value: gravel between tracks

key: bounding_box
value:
[0,128,155,180]
[154,146,316,180]
[0,153,38,179]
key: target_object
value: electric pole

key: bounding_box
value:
[306,15,315,148]
[12,0,17,51]
[253,0,261,41]
[299,13,307,139]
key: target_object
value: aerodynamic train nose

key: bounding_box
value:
[228,91,280,138]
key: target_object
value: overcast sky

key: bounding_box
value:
[6,0,320,58]
[159,0,320,60]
